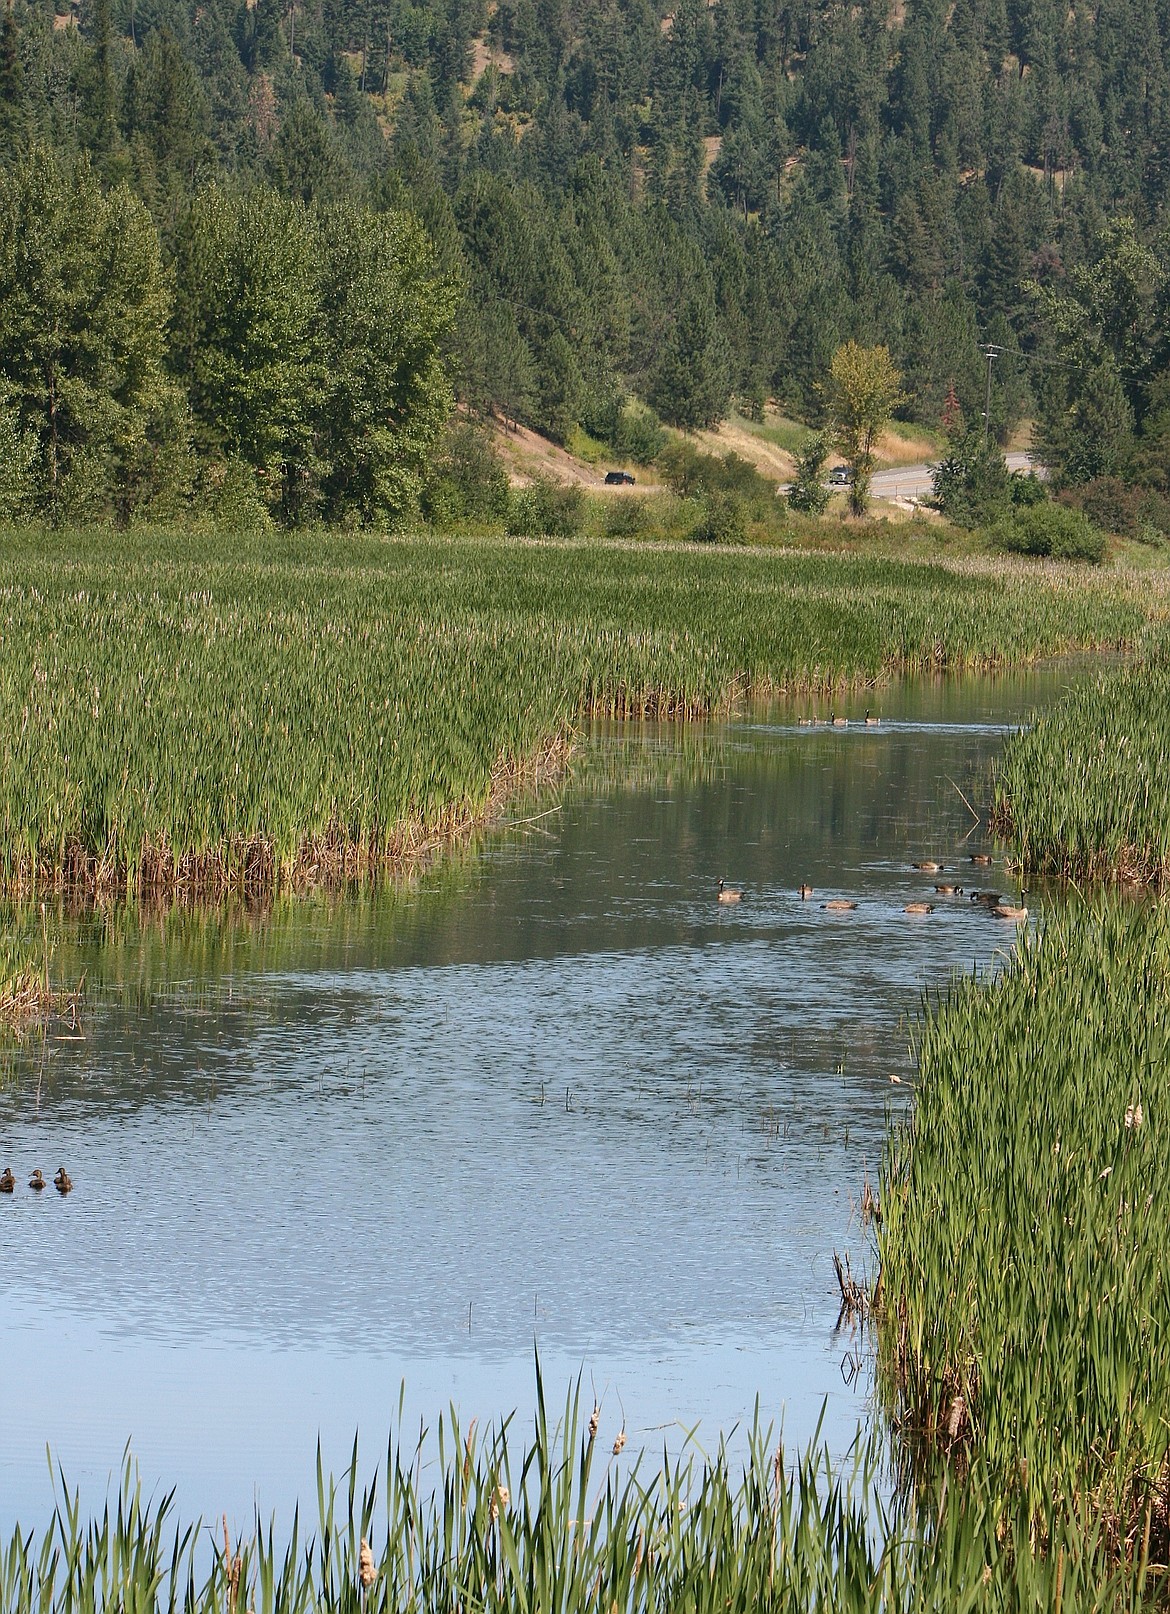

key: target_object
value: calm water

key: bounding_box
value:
[0,668,1075,1529]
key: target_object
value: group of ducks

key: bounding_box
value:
[798,711,881,728]
[0,1166,72,1194]
[718,854,1029,920]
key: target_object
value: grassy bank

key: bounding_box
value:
[878,902,1170,1556]
[1,1378,1155,1614]
[993,654,1170,884]
[0,528,1164,897]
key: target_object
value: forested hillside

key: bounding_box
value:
[3,0,1170,523]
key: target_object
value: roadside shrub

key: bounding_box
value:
[658,440,774,505]
[506,476,585,538]
[787,431,831,516]
[690,491,747,544]
[611,402,667,465]
[1078,476,1140,537]
[1137,491,1170,545]
[1008,471,1048,507]
[989,501,1106,563]
[580,396,667,465]
[929,430,1011,527]
[422,421,510,526]
[603,496,649,538]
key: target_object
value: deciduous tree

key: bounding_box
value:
[826,341,904,515]
[0,146,179,519]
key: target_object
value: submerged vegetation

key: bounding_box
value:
[0,1375,1158,1614]
[878,902,1170,1558]
[0,528,1162,898]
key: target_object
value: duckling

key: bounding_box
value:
[864,710,880,726]
[970,891,1004,907]
[798,883,814,899]
[994,903,1029,921]
[0,1168,14,1193]
[798,717,815,727]
[934,884,963,896]
[54,1167,72,1195]
[970,853,993,866]
[912,861,943,873]
[717,879,744,904]
[822,899,858,911]
[831,713,848,727]
[29,1169,45,1191]
[904,902,934,915]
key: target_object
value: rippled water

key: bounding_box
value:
[0,667,1079,1529]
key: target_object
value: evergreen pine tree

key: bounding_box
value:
[0,3,28,158]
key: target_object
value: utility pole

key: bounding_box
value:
[980,344,1001,445]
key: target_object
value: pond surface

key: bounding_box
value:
[0,668,1076,1530]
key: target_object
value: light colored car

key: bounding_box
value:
[827,465,853,486]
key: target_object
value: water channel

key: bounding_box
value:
[0,666,1079,1530]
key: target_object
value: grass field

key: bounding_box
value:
[0,528,1164,897]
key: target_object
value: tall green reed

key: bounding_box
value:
[0,1370,1156,1614]
[994,655,1170,883]
[0,529,1158,896]
[879,901,1170,1556]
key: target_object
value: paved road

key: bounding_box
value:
[867,451,1036,503]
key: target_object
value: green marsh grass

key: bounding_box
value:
[0,529,1162,897]
[879,901,1170,1555]
[0,1372,1156,1614]
[994,656,1170,883]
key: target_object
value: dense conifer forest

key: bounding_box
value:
[3,0,1170,524]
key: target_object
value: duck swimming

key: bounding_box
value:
[912,861,943,873]
[798,883,814,899]
[934,884,963,896]
[904,902,934,915]
[970,853,993,866]
[822,899,857,911]
[29,1169,45,1191]
[717,879,744,904]
[994,903,1029,921]
[970,891,1004,906]
[864,710,880,726]
[0,1168,14,1193]
[54,1167,72,1195]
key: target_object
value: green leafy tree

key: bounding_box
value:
[315,203,458,525]
[0,398,36,519]
[1030,220,1161,486]
[0,146,179,519]
[1035,354,1135,487]
[826,341,904,516]
[171,184,321,519]
[786,430,831,515]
